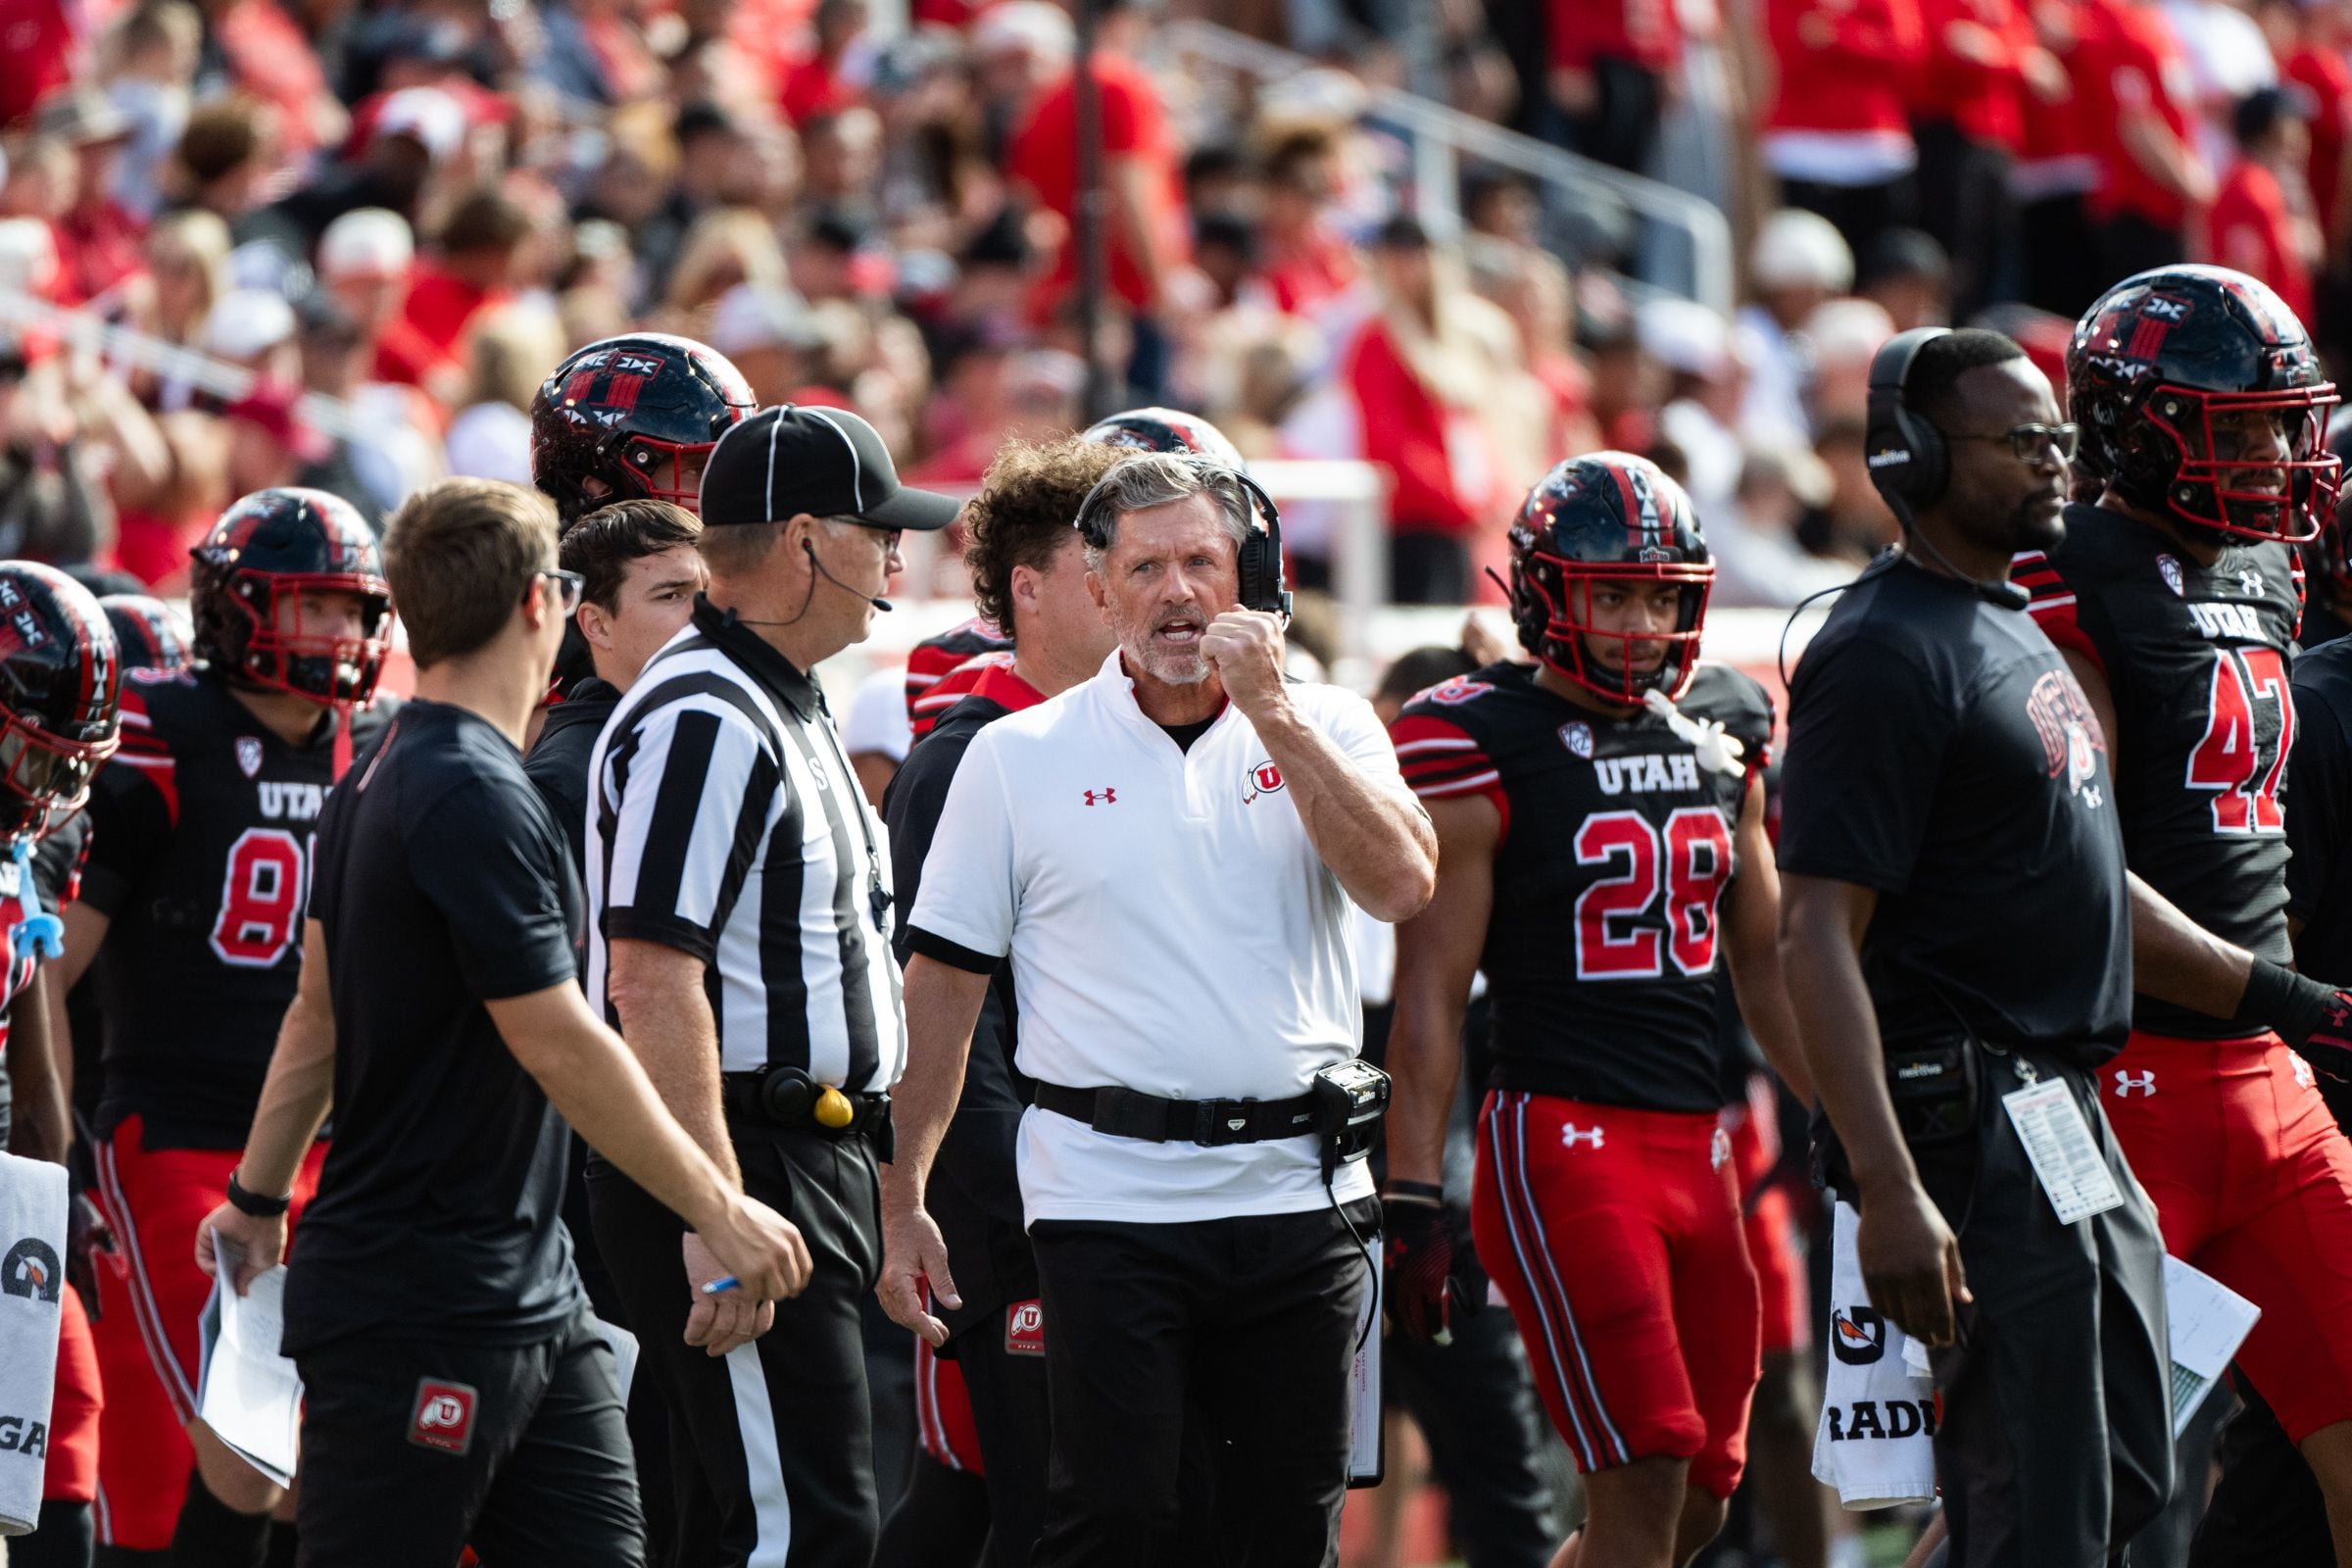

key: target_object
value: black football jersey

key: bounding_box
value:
[81,669,394,1149]
[1393,661,1774,1113]
[2018,504,2302,1038]
[0,813,87,1150]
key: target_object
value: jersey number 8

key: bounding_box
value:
[212,827,313,968]
[2186,647,2292,835]
[1574,807,1735,981]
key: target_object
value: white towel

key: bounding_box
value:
[0,1152,69,1535]
[1811,1199,1939,1509]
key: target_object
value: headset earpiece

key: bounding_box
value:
[1233,472,1291,617]
[1867,326,1954,511]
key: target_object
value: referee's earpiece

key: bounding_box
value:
[1867,326,1953,511]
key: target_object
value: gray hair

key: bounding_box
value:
[1073,453,1251,570]
[698,514,862,581]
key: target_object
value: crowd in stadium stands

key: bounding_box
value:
[0,0,2335,610]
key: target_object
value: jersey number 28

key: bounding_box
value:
[211,827,313,968]
[2186,647,2292,835]
[1574,808,1734,980]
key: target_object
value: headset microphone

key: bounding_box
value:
[805,540,894,612]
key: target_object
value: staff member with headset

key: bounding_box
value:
[584,405,958,1568]
[892,452,1438,1563]
[1777,326,2292,1564]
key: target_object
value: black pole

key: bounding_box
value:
[1072,0,1112,422]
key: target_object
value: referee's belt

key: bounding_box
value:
[722,1068,891,1140]
[1034,1081,1320,1147]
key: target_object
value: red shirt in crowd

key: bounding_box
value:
[1911,0,2035,152]
[1344,320,1481,539]
[54,199,146,303]
[779,51,859,123]
[0,0,80,128]
[2211,157,2314,325]
[1546,0,1679,72]
[1762,0,1927,139]
[2016,0,2098,179]
[212,0,331,155]
[2283,42,2352,242]
[373,267,503,391]
[1005,54,1188,314]
[2077,0,2200,229]
[1262,226,1358,318]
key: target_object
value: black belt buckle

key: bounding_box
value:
[1194,1099,1256,1147]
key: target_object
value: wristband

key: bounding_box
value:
[225,1169,291,1219]
[1382,1179,1444,1205]
[2236,956,2333,1047]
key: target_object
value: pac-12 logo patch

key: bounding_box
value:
[2159,555,2185,597]
[235,737,264,778]
[1243,760,1285,803]
[1005,1298,1045,1356]
[1559,721,1594,760]
[409,1379,479,1454]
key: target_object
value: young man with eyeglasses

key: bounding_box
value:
[2021,268,2352,1555]
[196,478,808,1568]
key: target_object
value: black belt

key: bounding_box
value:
[721,1069,891,1140]
[1033,1082,1320,1147]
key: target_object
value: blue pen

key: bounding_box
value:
[702,1275,741,1296]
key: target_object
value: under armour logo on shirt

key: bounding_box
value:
[1083,788,1117,807]
[1560,1124,1604,1150]
[2113,1069,2156,1098]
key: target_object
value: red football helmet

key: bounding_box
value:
[190,488,393,709]
[0,564,120,840]
[530,333,757,522]
[1506,453,1713,706]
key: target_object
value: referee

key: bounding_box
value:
[196,478,806,1566]
[898,453,1437,1563]
[585,405,957,1568]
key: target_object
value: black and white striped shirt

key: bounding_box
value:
[586,598,906,1091]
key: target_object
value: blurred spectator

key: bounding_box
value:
[1544,0,1678,172]
[375,183,531,404]
[2273,0,2352,267]
[1257,125,1363,324]
[0,0,84,129]
[780,0,870,125]
[1802,296,1898,425]
[1715,443,1858,605]
[659,206,789,331]
[122,208,228,412]
[2079,0,2211,280]
[1740,208,1854,442]
[2213,85,2322,325]
[1344,215,1511,604]
[1804,415,1901,562]
[248,83,463,258]
[295,288,442,516]
[1004,0,1185,398]
[801,106,885,210]
[318,205,414,372]
[1910,0,2055,317]
[41,87,148,304]
[201,0,347,158]
[202,284,299,385]
[444,302,568,486]
[2164,0,2278,173]
[1641,295,1746,517]
[1762,0,1927,261]
[709,281,824,403]
[1858,227,1954,330]
[634,101,750,300]
[1482,246,1601,461]
[161,94,278,232]
[2016,0,2111,317]
[98,1,203,220]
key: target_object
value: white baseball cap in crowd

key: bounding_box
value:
[709,284,825,357]
[372,86,467,165]
[1751,209,1855,296]
[318,208,416,281]
[203,288,298,361]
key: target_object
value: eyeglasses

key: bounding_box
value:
[1956,421,2081,465]
[536,569,585,614]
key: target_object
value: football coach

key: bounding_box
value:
[894,452,1437,1564]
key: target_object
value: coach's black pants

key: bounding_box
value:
[292,1309,642,1567]
[589,1122,882,1568]
[1029,1199,1377,1568]
[1918,1051,2174,1568]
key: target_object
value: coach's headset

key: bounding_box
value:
[1074,457,1292,618]
[1863,325,2033,612]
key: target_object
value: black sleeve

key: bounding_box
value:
[882,725,976,964]
[32,813,90,911]
[408,777,580,1002]
[521,731,590,880]
[1777,636,1959,894]
[2287,668,2352,929]
[78,756,172,919]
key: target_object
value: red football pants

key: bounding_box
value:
[1471,1091,1761,1498]
[88,1117,325,1549]
[2100,1031,2352,1443]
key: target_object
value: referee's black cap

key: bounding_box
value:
[699,405,960,531]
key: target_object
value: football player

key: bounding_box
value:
[901,408,1247,741]
[1384,454,1812,1568]
[64,490,395,1568]
[2025,264,2352,1554]
[95,596,191,677]
[529,332,758,526]
[0,564,120,1568]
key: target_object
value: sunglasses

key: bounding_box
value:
[1957,421,2081,465]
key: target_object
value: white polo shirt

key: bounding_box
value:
[908,650,1396,1225]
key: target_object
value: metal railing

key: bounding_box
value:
[1153,21,1736,318]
